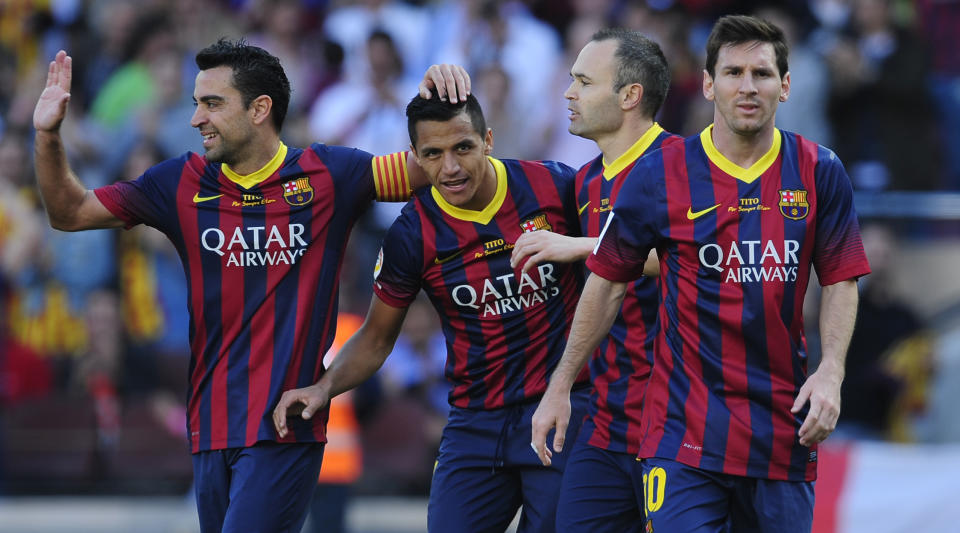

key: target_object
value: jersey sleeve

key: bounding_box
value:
[812,148,871,285]
[93,155,184,231]
[317,143,411,205]
[585,157,659,282]
[372,204,424,308]
[371,151,412,202]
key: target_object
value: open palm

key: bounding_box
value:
[33,50,72,132]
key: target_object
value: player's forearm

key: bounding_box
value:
[34,129,91,231]
[567,237,598,261]
[322,330,398,399]
[549,274,627,391]
[817,280,859,379]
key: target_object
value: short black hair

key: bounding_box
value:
[405,89,487,148]
[705,15,789,79]
[195,38,291,132]
[590,28,671,119]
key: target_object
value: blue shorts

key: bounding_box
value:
[556,432,645,533]
[192,441,325,533]
[428,388,589,533]
[641,457,814,533]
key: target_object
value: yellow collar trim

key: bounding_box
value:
[431,156,507,224]
[603,123,665,180]
[699,125,781,184]
[222,142,288,189]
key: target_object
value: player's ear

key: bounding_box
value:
[484,128,493,155]
[621,82,643,111]
[779,71,791,102]
[249,95,273,126]
[702,70,715,101]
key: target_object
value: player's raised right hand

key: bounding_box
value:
[34,50,72,133]
[272,383,330,439]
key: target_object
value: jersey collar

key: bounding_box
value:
[603,123,665,181]
[432,156,507,225]
[222,142,288,189]
[699,124,781,184]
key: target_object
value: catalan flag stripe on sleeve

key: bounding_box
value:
[372,151,411,202]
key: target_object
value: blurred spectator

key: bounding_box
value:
[88,9,177,129]
[432,0,562,136]
[72,0,138,112]
[246,0,321,115]
[826,0,940,190]
[916,0,960,190]
[378,297,449,420]
[839,223,924,439]
[305,312,366,533]
[474,62,545,161]
[358,296,447,496]
[308,29,416,230]
[323,0,430,85]
[0,130,49,409]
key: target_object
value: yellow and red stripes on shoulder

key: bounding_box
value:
[372,151,411,202]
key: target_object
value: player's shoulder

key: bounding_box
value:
[143,151,205,181]
[384,200,425,244]
[576,153,604,177]
[304,142,376,166]
[500,157,576,179]
[780,129,846,174]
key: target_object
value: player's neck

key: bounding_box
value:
[710,120,775,169]
[228,135,283,176]
[597,117,655,163]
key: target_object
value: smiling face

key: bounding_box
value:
[190,65,257,165]
[412,110,496,211]
[704,41,790,139]
[564,39,624,141]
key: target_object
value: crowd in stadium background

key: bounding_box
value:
[1,0,959,526]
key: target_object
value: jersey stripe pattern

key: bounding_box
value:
[576,126,682,454]
[94,144,410,453]
[374,157,589,409]
[587,128,870,480]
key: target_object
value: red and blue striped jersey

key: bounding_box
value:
[373,157,590,409]
[94,143,411,453]
[587,127,871,481]
[576,124,682,455]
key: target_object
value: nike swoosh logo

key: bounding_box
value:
[578,201,591,216]
[193,193,224,203]
[434,249,465,265]
[686,203,721,220]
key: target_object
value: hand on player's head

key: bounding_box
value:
[419,64,472,103]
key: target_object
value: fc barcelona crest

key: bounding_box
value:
[520,213,552,233]
[778,189,809,220]
[282,177,314,206]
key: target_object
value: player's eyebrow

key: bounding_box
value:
[570,71,592,82]
[194,95,226,104]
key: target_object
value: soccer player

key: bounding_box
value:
[509,29,679,533]
[273,91,591,533]
[550,15,870,532]
[32,41,467,533]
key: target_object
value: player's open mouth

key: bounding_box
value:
[441,178,469,191]
[201,132,218,147]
